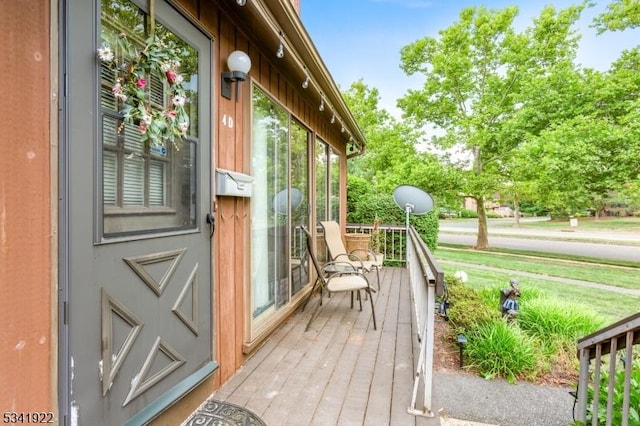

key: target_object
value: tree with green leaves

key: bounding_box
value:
[343,81,460,198]
[593,0,640,33]
[517,47,640,217]
[342,81,454,251]
[398,4,585,248]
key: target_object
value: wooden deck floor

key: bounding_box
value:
[199,266,434,426]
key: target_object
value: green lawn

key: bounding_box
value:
[435,248,640,290]
[435,249,640,323]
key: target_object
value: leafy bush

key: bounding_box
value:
[465,320,539,382]
[445,274,500,334]
[459,208,478,218]
[412,211,439,252]
[519,202,549,217]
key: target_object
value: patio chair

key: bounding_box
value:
[300,226,377,331]
[319,221,381,290]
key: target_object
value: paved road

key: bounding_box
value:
[438,218,640,263]
[438,233,640,262]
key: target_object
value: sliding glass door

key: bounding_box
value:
[315,139,340,224]
[251,86,310,328]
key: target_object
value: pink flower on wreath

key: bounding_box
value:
[138,122,148,134]
[136,78,147,88]
[166,70,177,85]
[166,110,177,119]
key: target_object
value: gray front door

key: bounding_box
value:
[62,0,213,424]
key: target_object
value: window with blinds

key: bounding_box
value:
[100,0,199,236]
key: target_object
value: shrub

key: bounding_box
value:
[465,320,539,382]
[445,274,500,334]
[347,189,439,251]
[448,299,498,334]
[459,208,478,218]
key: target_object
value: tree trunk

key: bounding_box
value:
[513,194,521,228]
[475,196,490,249]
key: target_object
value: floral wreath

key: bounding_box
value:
[98,33,190,147]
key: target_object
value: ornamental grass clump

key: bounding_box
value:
[465,320,539,383]
[518,298,606,353]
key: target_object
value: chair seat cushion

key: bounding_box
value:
[326,275,369,292]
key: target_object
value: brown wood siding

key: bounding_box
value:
[0,0,52,415]
[204,0,352,385]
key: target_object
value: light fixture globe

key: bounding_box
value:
[227,50,251,75]
[222,50,252,101]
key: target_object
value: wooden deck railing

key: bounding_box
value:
[346,223,407,266]
[576,312,640,425]
[346,224,444,416]
[405,226,444,417]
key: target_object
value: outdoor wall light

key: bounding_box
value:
[221,50,252,101]
[236,0,247,6]
[276,32,285,58]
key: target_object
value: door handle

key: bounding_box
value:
[206,213,215,237]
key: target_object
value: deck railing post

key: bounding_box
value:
[576,348,590,424]
[576,312,640,426]
[422,284,436,414]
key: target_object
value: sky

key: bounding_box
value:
[300,0,638,118]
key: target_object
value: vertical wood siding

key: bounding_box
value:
[0,0,52,415]
[193,0,350,390]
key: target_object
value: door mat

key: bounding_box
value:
[182,399,267,426]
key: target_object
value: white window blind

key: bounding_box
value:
[103,151,118,206]
[123,157,145,206]
[149,160,165,206]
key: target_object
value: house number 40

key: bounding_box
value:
[222,114,234,129]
